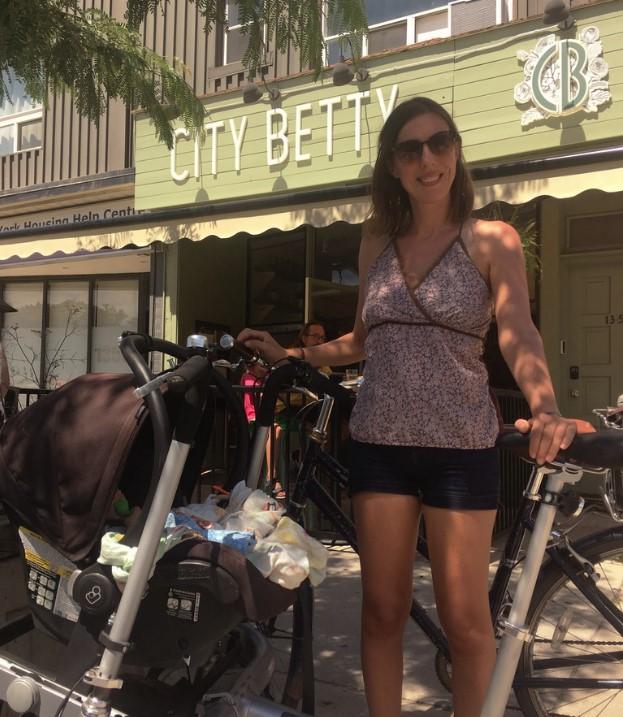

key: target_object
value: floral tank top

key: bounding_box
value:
[349,234,500,449]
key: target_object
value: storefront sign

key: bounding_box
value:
[514,26,610,126]
[0,200,143,234]
[169,84,400,181]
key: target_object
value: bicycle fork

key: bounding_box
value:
[480,462,584,717]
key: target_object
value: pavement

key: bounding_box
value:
[0,508,620,716]
[270,543,458,716]
[269,507,619,716]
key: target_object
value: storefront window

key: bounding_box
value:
[46,282,89,387]
[91,279,140,373]
[310,223,361,338]
[1,283,44,389]
[247,232,305,329]
[0,276,144,388]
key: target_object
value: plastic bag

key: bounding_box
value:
[247,516,328,589]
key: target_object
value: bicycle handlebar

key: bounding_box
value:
[255,359,353,428]
[119,332,194,364]
[219,334,270,369]
[496,425,623,469]
[165,354,212,393]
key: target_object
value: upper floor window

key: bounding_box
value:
[0,71,43,157]
[217,1,268,67]
[325,0,450,63]
[222,0,248,65]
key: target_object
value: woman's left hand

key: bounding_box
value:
[514,412,577,465]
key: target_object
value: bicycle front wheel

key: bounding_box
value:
[515,528,623,716]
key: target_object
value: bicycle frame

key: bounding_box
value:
[287,395,623,712]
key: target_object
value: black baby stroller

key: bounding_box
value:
[0,333,311,717]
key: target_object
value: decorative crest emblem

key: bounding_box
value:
[514,26,610,127]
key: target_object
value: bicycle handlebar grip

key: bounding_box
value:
[219,334,269,368]
[120,332,191,363]
[496,426,623,468]
[305,370,354,405]
[255,360,354,427]
[165,354,212,393]
[255,362,299,427]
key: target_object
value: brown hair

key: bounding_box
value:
[369,97,474,238]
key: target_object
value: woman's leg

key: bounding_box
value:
[422,506,497,717]
[353,492,421,717]
[266,423,282,484]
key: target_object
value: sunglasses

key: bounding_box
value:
[393,130,460,163]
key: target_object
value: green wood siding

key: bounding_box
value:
[135,0,623,212]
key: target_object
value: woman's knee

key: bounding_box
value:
[440,611,494,654]
[362,590,411,637]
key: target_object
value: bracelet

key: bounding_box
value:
[299,347,306,361]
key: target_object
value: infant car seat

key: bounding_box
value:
[0,339,305,716]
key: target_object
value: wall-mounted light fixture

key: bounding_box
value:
[242,79,281,104]
[543,0,575,30]
[332,61,370,86]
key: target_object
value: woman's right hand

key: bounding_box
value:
[237,328,289,366]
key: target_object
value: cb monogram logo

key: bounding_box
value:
[514,26,610,127]
[85,585,103,605]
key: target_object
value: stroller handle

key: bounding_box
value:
[119,331,197,364]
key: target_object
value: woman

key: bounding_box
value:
[292,321,332,376]
[238,97,576,717]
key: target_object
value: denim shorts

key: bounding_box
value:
[348,439,500,510]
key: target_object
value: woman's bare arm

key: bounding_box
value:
[238,222,386,368]
[483,219,577,463]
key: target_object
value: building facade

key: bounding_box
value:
[1,0,619,425]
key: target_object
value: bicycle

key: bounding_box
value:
[246,356,623,716]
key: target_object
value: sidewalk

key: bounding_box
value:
[270,544,458,716]
[270,509,619,716]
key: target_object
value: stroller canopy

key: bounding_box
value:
[0,374,147,562]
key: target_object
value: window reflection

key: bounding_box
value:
[46,282,88,388]
[18,119,43,151]
[248,232,305,327]
[1,283,44,389]
[310,223,361,339]
[91,279,139,373]
[0,277,142,388]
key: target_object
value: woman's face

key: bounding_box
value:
[389,112,459,210]
[302,324,326,347]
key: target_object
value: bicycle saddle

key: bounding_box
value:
[496,421,623,469]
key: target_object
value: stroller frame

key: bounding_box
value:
[0,333,309,717]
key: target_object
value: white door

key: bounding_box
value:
[560,254,623,424]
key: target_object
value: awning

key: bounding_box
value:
[0,198,371,261]
[1,160,623,261]
[473,160,623,207]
